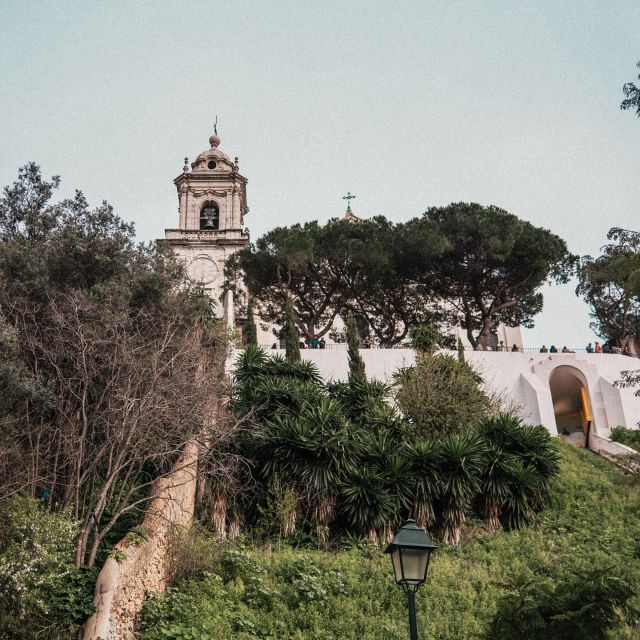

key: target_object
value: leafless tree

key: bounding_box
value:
[0,288,232,567]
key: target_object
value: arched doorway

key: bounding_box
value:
[549,366,593,447]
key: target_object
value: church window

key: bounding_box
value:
[200,203,220,230]
[207,160,217,170]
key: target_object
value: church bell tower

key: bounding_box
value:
[161,129,250,319]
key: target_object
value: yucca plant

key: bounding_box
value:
[436,432,486,545]
[477,414,559,529]
[257,397,355,537]
[337,417,413,544]
[327,377,390,425]
[299,399,357,536]
[406,438,442,530]
[232,344,269,387]
[340,467,396,545]
[501,462,539,530]
[488,414,560,507]
[265,353,322,383]
[507,422,560,503]
[380,452,414,544]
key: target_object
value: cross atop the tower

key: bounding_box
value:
[213,115,218,135]
[342,191,356,213]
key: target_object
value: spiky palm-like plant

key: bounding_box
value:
[266,354,322,384]
[478,414,559,529]
[501,462,539,530]
[233,344,269,385]
[340,467,396,544]
[406,438,442,530]
[436,432,485,545]
[327,376,391,426]
[486,414,560,507]
[479,441,513,532]
[258,397,355,536]
[380,453,414,544]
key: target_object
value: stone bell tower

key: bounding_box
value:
[161,129,250,320]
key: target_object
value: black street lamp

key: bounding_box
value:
[384,519,437,640]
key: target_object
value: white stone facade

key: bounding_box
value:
[160,133,250,316]
[228,348,640,447]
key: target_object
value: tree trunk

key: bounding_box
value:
[211,487,227,540]
[283,507,297,537]
[485,502,501,533]
[476,317,494,350]
[228,516,241,541]
[313,495,336,542]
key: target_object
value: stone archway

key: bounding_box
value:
[549,365,593,447]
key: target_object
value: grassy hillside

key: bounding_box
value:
[138,444,640,640]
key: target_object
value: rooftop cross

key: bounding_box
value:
[342,191,356,213]
[213,115,218,135]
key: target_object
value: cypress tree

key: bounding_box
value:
[245,298,258,346]
[346,312,366,383]
[284,295,301,362]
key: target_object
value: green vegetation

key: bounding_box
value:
[577,227,640,348]
[284,294,301,363]
[622,60,640,117]
[395,353,491,438]
[611,426,640,451]
[346,311,366,383]
[245,298,258,346]
[228,347,557,547]
[226,208,575,348]
[0,498,96,640]
[137,445,640,639]
[0,164,228,569]
[408,324,447,354]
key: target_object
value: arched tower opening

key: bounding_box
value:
[549,365,593,447]
[199,202,219,230]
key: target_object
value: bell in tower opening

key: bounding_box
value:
[159,129,250,321]
[200,203,220,230]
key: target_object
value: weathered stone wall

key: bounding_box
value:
[82,441,199,640]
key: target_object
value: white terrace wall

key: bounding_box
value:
[82,441,199,640]
[228,349,640,436]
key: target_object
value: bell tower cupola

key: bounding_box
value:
[161,128,251,314]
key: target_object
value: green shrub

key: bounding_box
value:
[395,353,491,437]
[488,566,637,639]
[610,426,640,451]
[408,323,444,353]
[137,444,640,639]
[0,497,96,639]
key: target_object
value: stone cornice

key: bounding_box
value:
[160,228,250,248]
[173,172,248,187]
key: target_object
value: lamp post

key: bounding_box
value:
[384,519,437,640]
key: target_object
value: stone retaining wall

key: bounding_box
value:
[590,433,640,472]
[82,441,199,640]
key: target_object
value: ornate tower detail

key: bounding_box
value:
[161,131,250,318]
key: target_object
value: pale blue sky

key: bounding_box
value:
[1,1,639,347]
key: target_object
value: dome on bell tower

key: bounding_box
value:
[191,131,234,173]
[165,127,249,237]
